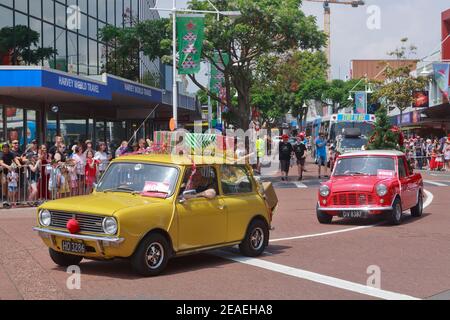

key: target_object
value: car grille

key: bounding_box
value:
[50,211,104,234]
[332,192,376,206]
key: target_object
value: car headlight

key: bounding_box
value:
[376,184,388,197]
[102,217,118,235]
[39,209,51,227]
[319,185,330,197]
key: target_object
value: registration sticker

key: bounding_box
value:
[377,170,394,178]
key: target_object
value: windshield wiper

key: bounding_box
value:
[101,186,137,194]
[344,171,366,176]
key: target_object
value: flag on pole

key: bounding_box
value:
[209,52,229,94]
[433,63,450,99]
[177,14,205,75]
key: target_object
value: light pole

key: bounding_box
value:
[149,1,240,130]
[347,75,372,114]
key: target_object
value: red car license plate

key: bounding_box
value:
[341,211,366,218]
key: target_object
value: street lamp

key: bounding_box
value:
[149,1,241,130]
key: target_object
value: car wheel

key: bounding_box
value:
[131,233,170,277]
[49,248,83,267]
[239,219,269,257]
[411,192,423,217]
[316,204,333,224]
[389,198,403,225]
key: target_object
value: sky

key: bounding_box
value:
[155,0,450,92]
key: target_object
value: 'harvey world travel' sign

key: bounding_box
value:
[123,83,153,97]
[58,76,100,94]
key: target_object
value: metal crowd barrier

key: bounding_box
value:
[0,160,109,209]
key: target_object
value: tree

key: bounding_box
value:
[373,38,428,126]
[100,0,326,130]
[0,25,56,65]
[367,106,403,151]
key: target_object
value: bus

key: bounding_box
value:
[328,113,376,143]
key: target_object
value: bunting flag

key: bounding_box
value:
[354,91,367,114]
[177,14,205,75]
[433,63,450,99]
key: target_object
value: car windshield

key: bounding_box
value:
[96,162,179,196]
[340,138,368,149]
[333,157,395,176]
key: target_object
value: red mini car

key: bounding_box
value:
[316,150,423,225]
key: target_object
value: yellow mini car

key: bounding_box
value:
[33,155,276,276]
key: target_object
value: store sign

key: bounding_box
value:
[108,77,162,103]
[337,114,371,122]
[413,91,429,108]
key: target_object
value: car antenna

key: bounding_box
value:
[127,104,161,146]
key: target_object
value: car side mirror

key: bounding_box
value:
[179,190,197,203]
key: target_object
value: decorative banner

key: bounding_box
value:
[177,14,205,75]
[209,52,229,94]
[433,63,450,99]
[354,91,367,114]
[413,91,429,108]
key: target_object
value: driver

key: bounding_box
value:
[184,169,217,199]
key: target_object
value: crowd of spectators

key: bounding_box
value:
[404,134,450,171]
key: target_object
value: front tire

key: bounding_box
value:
[239,219,269,257]
[388,198,403,225]
[411,192,423,217]
[49,248,83,267]
[131,233,170,277]
[316,204,333,224]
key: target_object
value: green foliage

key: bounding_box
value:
[0,25,56,65]
[367,106,401,151]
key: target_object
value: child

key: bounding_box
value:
[85,150,99,194]
[7,167,19,206]
[47,153,62,200]
[59,164,70,198]
[66,159,78,196]
[27,155,40,205]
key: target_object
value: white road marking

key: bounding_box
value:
[293,181,308,188]
[424,180,448,187]
[214,251,420,300]
[270,189,434,243]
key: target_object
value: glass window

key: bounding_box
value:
[15,0,27,13]
[67,31,77,73]
[107,0,115,25]
[78,0,87,13]
[333,157,395,176]
[42,22,54,67]
[106,121,125,152]
[95,120,105,142]
[43,0,54,23]
[55,27,67,71]
[79,12,87,35]
[26,110,37,145]
[46,109,57,146]
[124,0,131,25]
[99,42,106,72]
[29,18,41,52]
[398,158,407,178]
[6,107,24,145]
[29,0,42,18]
[88,16,97,39]
[88,39,97,74]
[116,0,123,27]
[60,114,88,148]
[181,166,219,195]
[15,11,28,27]
[131,0,138,22]
[55,2,66,27]
[0,7,13,29]
[88,0,96,18]
[0,107,4,142]
[78,35,88,74]
[98,0,105,21]
[220,165,253,194]
[0,0,13,8]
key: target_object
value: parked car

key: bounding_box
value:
[33,155,277,276]
[316,150,423,225]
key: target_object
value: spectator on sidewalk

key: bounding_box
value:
[279,134,293,181]
[255,134,265,174]
[293,133,307,181]
[94,142,111,177]
[315,132,328,179]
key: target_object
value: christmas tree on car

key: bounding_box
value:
[367,107,404,152]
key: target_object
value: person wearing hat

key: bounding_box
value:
[293,133,307,181]
[315,132,328,179]
[0,143,21,206]
[279,134,293,181]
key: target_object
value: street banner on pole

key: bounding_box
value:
[209,52,229,94]
[177,14,205,75]
[433,63,450,100]
[354,91,367,114]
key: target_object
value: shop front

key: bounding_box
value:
[0,66,198,151]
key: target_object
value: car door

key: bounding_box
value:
[397,157,415,209]
[220,165,266,243]
[176,165,227,251]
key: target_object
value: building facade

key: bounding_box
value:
[0,0,198,150]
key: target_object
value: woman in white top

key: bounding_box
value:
[71,145,86,194]
[94,142,111,175]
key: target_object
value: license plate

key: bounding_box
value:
[62,240,86,254]
[341,211,367,218]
